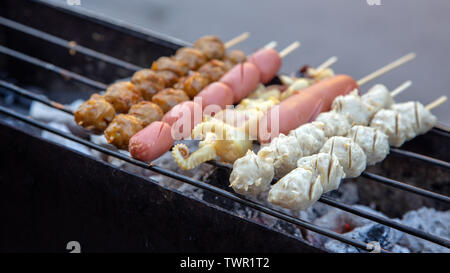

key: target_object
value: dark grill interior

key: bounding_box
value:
[1,0,449,252]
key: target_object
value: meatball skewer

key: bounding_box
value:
[75,33,250,134]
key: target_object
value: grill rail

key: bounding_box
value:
[1,4,449,252]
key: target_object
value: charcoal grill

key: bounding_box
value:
[0,0,449,253]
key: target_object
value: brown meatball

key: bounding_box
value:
[194,36,226,60]
[173,47,207,70]
[151,88,190,113]
[224,49,246,69]
[131,69,165,100]
[104,114,143,150]
[128,101,164,127]
[74,94,115,132]
[198,59,228,81]
[156,70,179,87]
[151,56,188,77]
[173,76,187,90]
[183,72,211,98]
[104,81,142,113]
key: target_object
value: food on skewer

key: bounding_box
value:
[74,94,115,131]
[128,101,164,127]
[130,69,166,101]
[172,61,330,171]
[151,88,190,113]
[103,81,143,113]
[74,33,249,133]
[268,167,323,211]
[171,57,339,170]
[156,70,179,87]
[151,56,190,77]
[315,111,351,137]
[257,134,302,177]
[259,53,416,142]
[104,114,143,149]
[223,49,247,69]
[173,47,207,70]
[197,59,229,82]
[319,136,367,178]
[229,150,274,195]
[193,35,226,60]
[181,72,211,98]
[370,101,438,147]
[130,42,300,162]
[347,125,390,166]
[230,81,412,195]
[268,97,445,212]
[297,153,345,193]
[331,90,376,126]
[268,153,344,210]
[172,119,253,170]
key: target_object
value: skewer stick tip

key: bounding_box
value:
[357,52,416,86]
[315,56,338,74]
[390,80,412,97]
[279,41,301,59]
[224,32,250,49]
[263,41,277,49]
[425,95,447,111]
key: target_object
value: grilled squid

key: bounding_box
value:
[347,125,390,166]
[331,89,376,126]
[319,136,367,178]
[172,119,252,170]
[268,153,345,210]
[229,150,274,195]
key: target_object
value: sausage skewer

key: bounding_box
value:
[171,58,338,170]
[132,41,301,163]
[259,52,416,142]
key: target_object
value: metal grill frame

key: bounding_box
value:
[0,0,449,253]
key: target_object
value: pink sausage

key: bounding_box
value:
[258,75,359,143]
[129,121,174,162]
[195,82,234,109]
[249,48,282,84]
[162,100,202,139]
[219,62,260,103]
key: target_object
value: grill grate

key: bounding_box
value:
[1,14,449,252]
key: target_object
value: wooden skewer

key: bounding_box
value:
[390,80,412,97]
[357,53,416,86]
[224,32,250,49]
[279,41,300,59]
[263,41,278,49]
[315,56,338,74]
[279,55,338,85]
[425,95,447,111]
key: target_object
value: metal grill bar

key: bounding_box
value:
[0,16,144,72]
[0,80,73,115]
[390,148,450,170]
[0,45,108,90]
[361,172,450,203]
[0,105,382,253]
[2,76,450,248]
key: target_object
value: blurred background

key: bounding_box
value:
[52,0,449,124]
